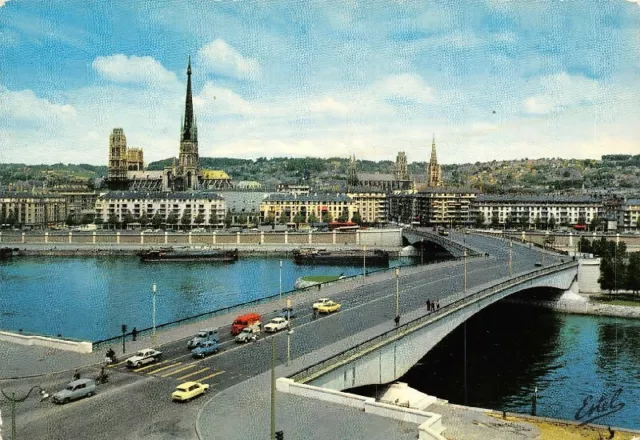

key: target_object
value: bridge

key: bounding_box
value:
[287,229,577,390]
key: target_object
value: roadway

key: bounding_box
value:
[2,232,563,439]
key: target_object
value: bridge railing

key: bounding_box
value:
[404,228,482,257]
[289,259,578,383]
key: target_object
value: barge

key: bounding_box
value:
[293,248,389,267]
[139,247,239,262]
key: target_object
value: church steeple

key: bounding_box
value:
[426,134,443,187]
[430,134,437,163]
[182,56,196,143]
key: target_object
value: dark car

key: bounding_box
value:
[278,307,296,319]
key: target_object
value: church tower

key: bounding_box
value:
[426,135,442,187]
[176,56,199,191]
[347,154,358,188]
[107,128,129,190]
[395,151,410,181]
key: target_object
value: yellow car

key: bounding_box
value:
[316,300,341,314]
[172,381,209,402]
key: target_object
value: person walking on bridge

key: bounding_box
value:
[426,299,431,311]
[394,315,400,327]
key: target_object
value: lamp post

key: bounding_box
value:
[463,249,467,293]
[508,241,513,277]
[421,238,424,265]
[1,386,49,440]
[270,335,276,440]
[279,260,283,303]
[362,245,366,282]
[152,283,157,346]
[286,297,293,366]
[394,267,400,320]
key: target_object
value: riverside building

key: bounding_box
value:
[389,189,478,227]
[259,193,355,224]
[0,192,67,229]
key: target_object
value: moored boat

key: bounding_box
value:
[294,274,345,289]
[139,248,239,262]
[292,248,389,267]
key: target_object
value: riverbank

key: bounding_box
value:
[9,243,403,257]
[504,295,640,319]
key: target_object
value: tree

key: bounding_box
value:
[337,211,349,222]
[138,212,149,227]
[519,215,529,230]
[308,212,319,224]
[322,212,333,223]
[505,215,514,230]
[578,237,593,254]
[237,213,248,226]
[474,212,485,229]
[94,216,104,226]
[151,212,163,229]
[65,214,77,226]
[194,213,205,226]
[351,211,362,225]
[81,214,93,225]
[625,252,640,295]
[591,216,602,231]
[279,212,290,225]
[293,212,305,226]
[577,214,586,226]
[264,212,275,226]
[107,213,119,230]
[548,214,556,230]
[224,212,233,228]
[123,210,135,227]
[534,214,542,230]
[181,210,192,229]
[166,212,179,229]
[490,212,499,227]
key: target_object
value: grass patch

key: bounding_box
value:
[490,414,637,439]
[592,295,640,307]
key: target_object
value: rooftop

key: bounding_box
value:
[98,191,224,201]
[263,193,352,202]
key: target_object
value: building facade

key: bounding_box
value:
[389,189,478,226]
[260,193,355,224]
[95,192,226,227]
[347,188,388,225]
[618,199,640,230]
[394,152,410,181]
[471,195,603,228]
[0,193,67,228]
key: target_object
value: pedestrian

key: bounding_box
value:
[437,302,440,310]
[313,308,318,320]
[73,370,80,381]
[132,327,137,341]
[394,315,400,327]
[426,299,431,310]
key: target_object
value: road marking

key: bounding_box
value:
[146,362,183,375]
[160,364,198,377]
[176,368,211,381]
[109,359,129,368]
[134,359,172,372]
[196,370,225,382]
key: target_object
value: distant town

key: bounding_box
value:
[1,60,639,234]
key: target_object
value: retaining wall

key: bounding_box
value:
[0,331,93,353]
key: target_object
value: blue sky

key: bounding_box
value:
[1,0,639,166]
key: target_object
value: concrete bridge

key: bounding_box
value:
[403,228,482,258]
[291,256,577,391]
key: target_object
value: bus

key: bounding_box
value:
[573,224,587,231]
[328,221,359,231]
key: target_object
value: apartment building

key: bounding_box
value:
[0,192,67,228]
[347,188,388,225]
[389,189,478,226]
[618,199,640,230]
[95,192,226,227]
[260,193,355,223]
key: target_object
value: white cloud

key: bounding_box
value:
[0,85,77,122]
[626,0,640,5]
[196,82,261,116]
[309,97,351,116]
[522,72,602,115]
[375,73,435,104]
[197,39,261,80]
[92,54,179,88]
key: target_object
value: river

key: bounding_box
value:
[395,300,640,430]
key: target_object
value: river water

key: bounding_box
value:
[396,300,640,430]
[0,255,407,340]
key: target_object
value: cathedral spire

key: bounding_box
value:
[182,56,195,142]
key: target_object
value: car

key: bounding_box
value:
[52,379,96,404]
[316,300,341,314]
[191,340,221,358]
[187,328,219,349]
[235,325,260,343]
[264,317,289,333]
[312,298,332,310]
[171,381,209,402]
[278,307,296,319]
[126,348,162,368]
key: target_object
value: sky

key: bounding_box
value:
[0,0,639,166]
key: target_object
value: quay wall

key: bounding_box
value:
[0,229,400,248]
[505,297,640,320]
[0,330,92,353]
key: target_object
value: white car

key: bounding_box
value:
[313,298,332,310]
[126,348,162,369]
[264,317,289,333]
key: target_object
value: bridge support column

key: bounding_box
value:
[260,231,264,245]
[116,232,120,244]
[189,232,192,245]
[92,232,96,244]
[212,231,216,244]
[333,231,336,244]
[284,231,288,244]
[45,232,49,244]
[69,232,72,243]
[236,232,240,245]
[308,231,312,244]
[616,233,620,245]
[164,231,168,244]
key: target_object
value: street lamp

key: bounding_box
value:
[152,283,157,346]
[286,297,293,366]
[270,335,276,440]
[1,386,49,440]
[463,249,467,293]
[279,260,283,303]
[394,267,400,321]
[508,241,513,277]
[362,245,366,282]
[421,238,424,265]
